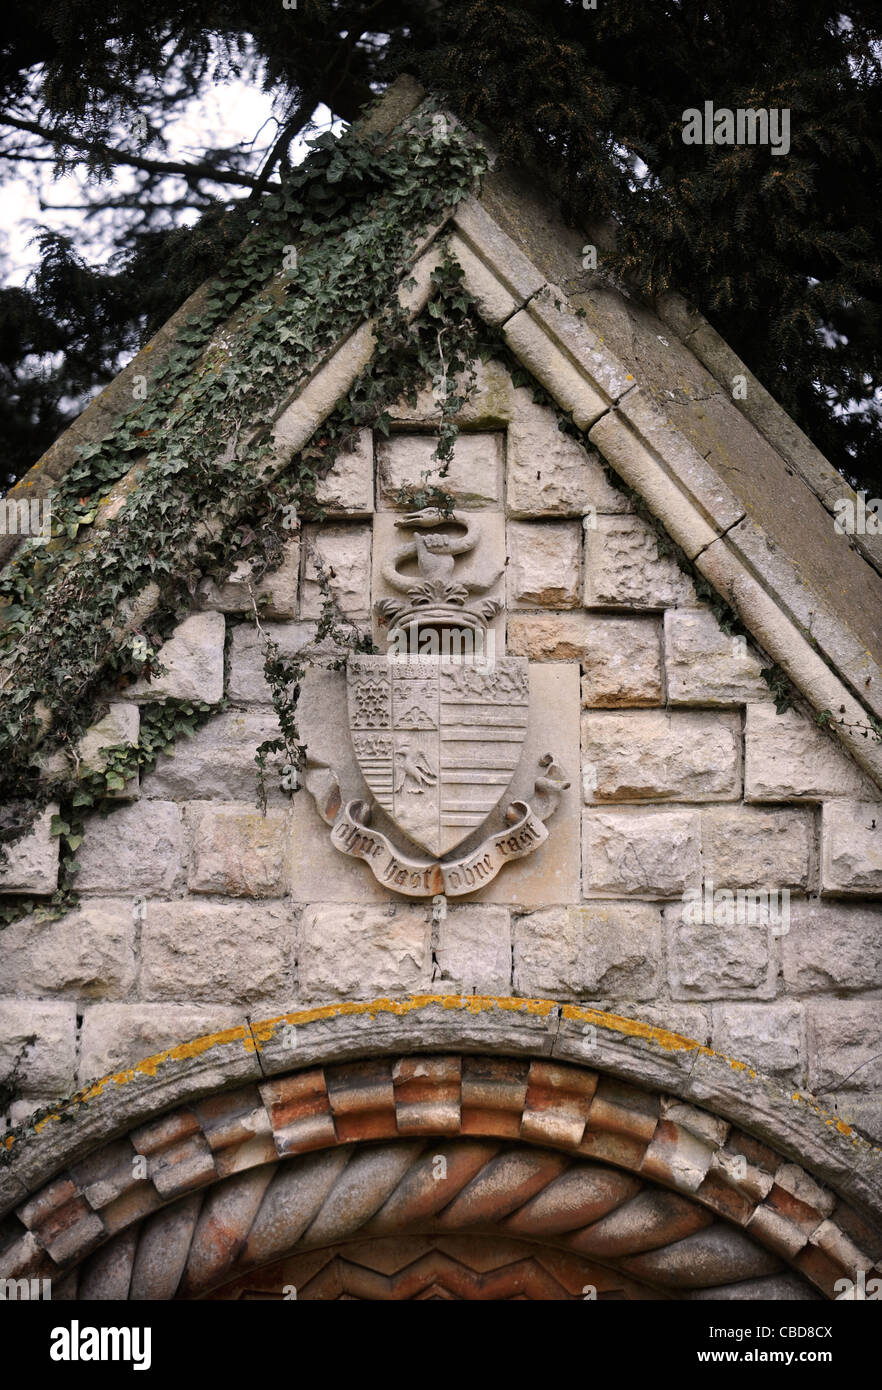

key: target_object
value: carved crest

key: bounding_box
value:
[303,509,569,897]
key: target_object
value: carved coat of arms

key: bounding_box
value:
[302,508,569,898]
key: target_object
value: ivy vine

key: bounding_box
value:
[0,108,488,861]
[249,249,489,806]
[0,699,217,928]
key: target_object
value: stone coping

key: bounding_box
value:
[446,191,882,781]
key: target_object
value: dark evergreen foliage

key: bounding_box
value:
[1,0,880,487]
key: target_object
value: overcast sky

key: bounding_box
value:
[1,70,345,287]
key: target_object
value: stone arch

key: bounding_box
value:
[3,1001,882,1301]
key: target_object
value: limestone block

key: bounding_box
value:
[447,231,519,325]
[503,309,608,430]
[0,899,136,998]
[298,903,431,997]
[140,900,292,1004]
[582,710,741,802]
[781,901,882,993]
[453,194,546,293]
[557,1000,711,1086]
[513,902,661,1000]
[128,611,225,704]
[606,1001,713,1049]
[769,1164,834,1219]
[300,524,372,620]
[270,319,376,464]
[824,1094,882,1144]
[0,804,59,895]
[584,515,696,608]
[583,808,701,897]
[579,615,663,706]
[821,801,882,894]
[507,613,591,661]
[186,802,290,897]
[527,284,638,405]
[387,358,514,428]
[314,428,374,514]
[435,905,511,993]
[226,622,274,705]
[197,539,300,619]
[397,240,446,316]
[288,778,393,906]
[4,1097,56,1132]
[702,807,813,889]
[0,1000,77,1095]
[745,704,878,802]
[507,521,581,609]
[666,905,775,999]
[376,432,503,509]
[143,709,283,801]
[79,703,140,775]
[74,800,184,894]
[506,398,629,517]
[78,1003,244,1083]
[588,398,736,555]
[226,621,337,704]
[711,1002,802,1080]
[665,609,767,704]
[508,611,662,707]
[808,1001,882,1093]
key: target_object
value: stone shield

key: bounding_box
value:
[346,655,530,857]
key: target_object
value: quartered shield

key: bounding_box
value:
[346,655,530,857]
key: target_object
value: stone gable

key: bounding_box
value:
[1,78,881,1303]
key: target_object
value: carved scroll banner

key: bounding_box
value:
[330,798,549,897]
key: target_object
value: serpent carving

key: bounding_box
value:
[382,509,488,593]
[376,509,503,626]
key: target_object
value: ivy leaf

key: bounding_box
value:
[49,816,71,837]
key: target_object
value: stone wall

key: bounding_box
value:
[2,357,881,1143]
